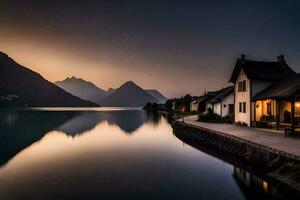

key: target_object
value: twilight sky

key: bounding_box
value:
[1,0,300,97]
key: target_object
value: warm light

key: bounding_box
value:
[181,107,185,112]
[262,181,268,192]
[296,103,300,108]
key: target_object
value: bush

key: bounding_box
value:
[198,108,223,123]
[223,115,233,124]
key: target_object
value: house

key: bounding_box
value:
[229,54,298,127]
[207,86,234,117]
[190,95,206,112]
[190,98,200,112]
[190,91,218,112]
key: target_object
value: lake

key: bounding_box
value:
[0,108,294,199]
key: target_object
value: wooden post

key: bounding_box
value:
[291,98,295,134]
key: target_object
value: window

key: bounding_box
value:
[238,80,247,92]
[243,102,246,113]
[239,102,246,113]
[267,102,272,115]
[229,104,234,114]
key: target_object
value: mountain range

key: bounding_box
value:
[56,78,167,107]
[0,52,97,107]
[0,51,167,107]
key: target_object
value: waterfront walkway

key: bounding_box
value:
[183,115,300,158]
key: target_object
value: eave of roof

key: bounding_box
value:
[252,76,300,101]
[208,86,234,103]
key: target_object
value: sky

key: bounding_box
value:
[0,0,300,98]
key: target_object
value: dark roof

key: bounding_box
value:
[191,95,207,103]
[208,86,234,103]
[252,76,300,100]
[229,58,297,82]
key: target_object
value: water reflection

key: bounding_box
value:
[0,111,77,166]
[0,109,162,166]
[173,127,300,199]
[234,167,281,199]
[0,109,298,199]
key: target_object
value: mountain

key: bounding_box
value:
[100,81,161,107]
[106,88,115,96]
[0,52,97,107]
[146,89,168,104]
[55,77,106,105]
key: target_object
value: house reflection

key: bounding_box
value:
[233,166,299,199]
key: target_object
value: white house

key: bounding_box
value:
[190,99,199,112]
[229,55,298,127]
[190,91,219,112]
[207,86,234,117]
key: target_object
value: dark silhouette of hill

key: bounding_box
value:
[57,112,106,136]
[0,111,78,166]
[55,77,106,105]
[58,110,158,135]
[100,81,161,107]
[0,52,97,107]
[106,110,148,133]
[146,89,167,104]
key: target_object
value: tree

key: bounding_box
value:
[165,99,173,111]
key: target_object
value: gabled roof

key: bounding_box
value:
[229,56,297,82]
[252,76,300,100]
[208,86,234,103]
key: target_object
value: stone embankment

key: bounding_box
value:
[171,120,300,194]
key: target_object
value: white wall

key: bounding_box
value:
[221,93,234,117]
[190,101,198,112]
[234,69,251,126]
[213,102,221,115]
[211,93,234,117]
[206,103,212,111]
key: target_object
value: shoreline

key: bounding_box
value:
[170,116,300,194]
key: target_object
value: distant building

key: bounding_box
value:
[229,54,298,128]
[207,86,234,117]
[190,91,219,112]
[190,99,200,112]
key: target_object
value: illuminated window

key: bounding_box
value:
[263,181,268,192]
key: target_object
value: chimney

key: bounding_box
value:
[240,54,246,64]
[277,55,285,64]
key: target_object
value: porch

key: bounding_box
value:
[251,99,300,135]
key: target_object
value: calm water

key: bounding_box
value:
[0,108,293,199]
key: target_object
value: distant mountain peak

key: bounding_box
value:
[120,81,142,90]
[55,77,106,105]
[100,81,163,107]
